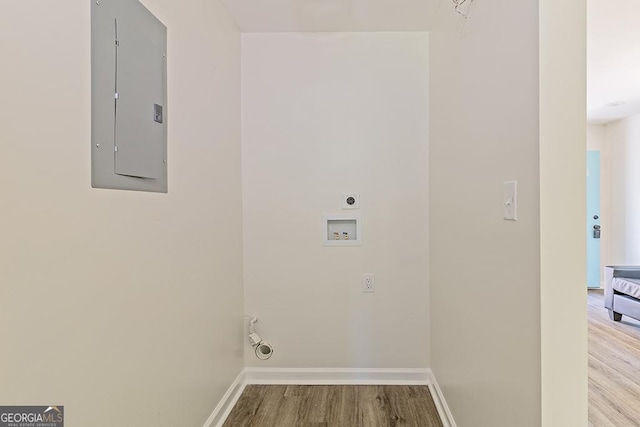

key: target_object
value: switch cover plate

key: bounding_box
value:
[503,181,517,221]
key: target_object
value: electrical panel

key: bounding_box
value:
[91,0,167,192]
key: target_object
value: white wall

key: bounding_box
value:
[0,1,243,426]
[588,123,606,150]
[605,115,640,265]
[587,123,610,284]
[429,2,541,425]
[241,32,429,368]
[540,0,587,423]
[430,0,587,425]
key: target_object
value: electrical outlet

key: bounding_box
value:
[363,274,375,293]
[342,193,360,209]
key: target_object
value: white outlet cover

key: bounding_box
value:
[342,193,360,209]
[363,273,375,293]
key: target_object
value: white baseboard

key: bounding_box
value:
[244,367,431,385]
[203,370,247,427]
[427,369,457,427]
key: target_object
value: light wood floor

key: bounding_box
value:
[223,385,443,427]
[224,293,638,426]
[589,289,640,426]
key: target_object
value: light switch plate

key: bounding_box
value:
[503,181,517,221]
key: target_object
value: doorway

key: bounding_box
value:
[587,150,601,288]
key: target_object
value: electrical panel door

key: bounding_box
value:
[115,20,165,179]
[91,0,167,192]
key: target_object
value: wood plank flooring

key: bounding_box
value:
[589,289,640,426]
[224,293,640,426]
[223,385,443,427]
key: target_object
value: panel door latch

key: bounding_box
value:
[154,104,163,123]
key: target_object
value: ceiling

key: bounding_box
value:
[588,0,640,124]
[220,0,440,32]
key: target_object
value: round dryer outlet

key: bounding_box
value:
[342,193,360,209]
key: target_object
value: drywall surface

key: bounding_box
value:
[0,1,243,426]
[241,32,429,368]
[221,0,434,32]
[429,1,542,426]
[430,0,587,424]
[605,115,640,265]
[540,0,588,423]
[587,124,606,150]
[587,123,610,284]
